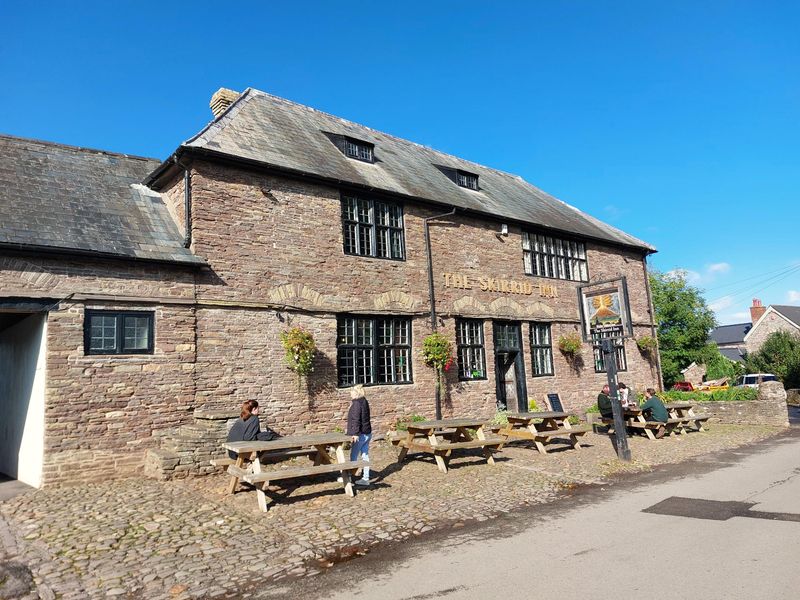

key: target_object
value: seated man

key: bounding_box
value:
[641,388,669,438]
[597,384,614,419]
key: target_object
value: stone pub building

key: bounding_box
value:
[0,88,660,487]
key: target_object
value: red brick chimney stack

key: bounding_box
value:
[750,298,766,324]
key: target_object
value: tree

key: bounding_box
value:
[697,343,744,381]
[745,331,800,389]
[649,270,717,387]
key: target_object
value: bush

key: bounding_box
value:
[658,388,757,403]
[394,414,426,431]
[528,398,539,411]
[586,403,600,413]
[744,331,800,389]
[492,410,509,426]
[636,335,658,354]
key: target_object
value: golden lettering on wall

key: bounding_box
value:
[443,272,558,298]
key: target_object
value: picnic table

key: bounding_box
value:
[601,407,668,440]
[222,433,368,512]
[390,418,503,473]
[499,412,591,454]
[664,402,711,433]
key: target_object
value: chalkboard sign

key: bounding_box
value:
[547,393,564,412]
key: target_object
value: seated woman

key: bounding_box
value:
[226,400,278,459]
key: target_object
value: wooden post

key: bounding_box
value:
[603,338,631,461]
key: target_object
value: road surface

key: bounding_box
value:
[273,426,800,600]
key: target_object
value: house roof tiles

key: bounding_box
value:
[0,135,203,266]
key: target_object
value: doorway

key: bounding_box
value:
[493,321,527,412]
[0,311,47,488]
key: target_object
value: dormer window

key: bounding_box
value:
[457,170,479,190]
[345,137,374,163]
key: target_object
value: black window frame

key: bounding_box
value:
[456,319,487,381]
[341,194,405,260]
[84,310,154,356]
[337,315,413,387]
[456,169,479,190]
[592,326,628,373]
[522,232,589,282]
[344,137,374,163]
[529,323,554,377]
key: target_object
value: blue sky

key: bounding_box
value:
[2,1,798,324]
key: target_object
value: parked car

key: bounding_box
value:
[735,373,778,388]
[672,381,695,392]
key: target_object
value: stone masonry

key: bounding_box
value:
[2,155,662,485]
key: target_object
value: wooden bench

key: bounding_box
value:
[500,412,590,454]
[426,437,505,451]
[241,460,368,484]
[210,447,317,468]
[601,417,667,440]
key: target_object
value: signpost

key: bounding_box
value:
[577,277,634,462]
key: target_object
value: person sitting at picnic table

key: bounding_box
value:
[346,384,372,486]
[618,382,631,407]
[597,384,614,419]
[226,400,279,459]
[641,388,669,438]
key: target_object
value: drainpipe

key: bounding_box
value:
[175,158,192,248]
[423,208,456,420]
[424,208,456,331]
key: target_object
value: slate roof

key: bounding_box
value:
[719,347,745,363]
[158,88,655,253]
[709,323,751,345]
[0,135,203,266]
[772,305,800,328]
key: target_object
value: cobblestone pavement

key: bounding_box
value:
[0,425,785,599]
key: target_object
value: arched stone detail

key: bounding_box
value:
[372,290,417,311]
[527,301,555,318]
[451,296,487,315]
[0,257,59,291]
[488,297,525,316]
[268,283,326,308]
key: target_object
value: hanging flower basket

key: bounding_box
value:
[280,327,316,386]
[557,332,583,356]
[422,332,455,373]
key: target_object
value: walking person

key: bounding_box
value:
[346,384,372,486]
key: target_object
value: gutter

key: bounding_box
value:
[0,242,205,269]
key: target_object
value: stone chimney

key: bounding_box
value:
[750,298,766,324]
[209,88,240,118]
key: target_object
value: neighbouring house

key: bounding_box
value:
[709,299,800,363]
[743,302,800,355]
[0,87,662,487]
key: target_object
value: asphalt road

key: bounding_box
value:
[274,426,800,600]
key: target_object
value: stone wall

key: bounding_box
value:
[696,381,789,427]
[184,160,661,422]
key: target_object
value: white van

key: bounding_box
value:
[735,373,778,388]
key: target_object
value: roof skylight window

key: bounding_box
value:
[345,137,374,163]
[456,170,479,190]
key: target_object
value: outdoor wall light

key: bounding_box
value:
[497,223,508,238]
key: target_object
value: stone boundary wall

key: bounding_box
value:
[697,381,789,427]
[144,409,237,480]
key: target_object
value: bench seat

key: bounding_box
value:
[427,438,504,451]
[601,418,664,429]
[242,460,369,484]
[533,425,591,438]
[210,457,235,467]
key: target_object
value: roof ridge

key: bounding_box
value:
[0,133,160,163]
